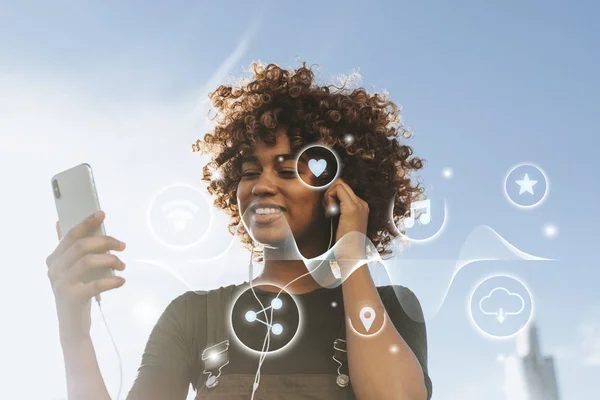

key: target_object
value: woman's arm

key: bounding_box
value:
[59,292,195,400]
[60,335,111,400]
[323,178,430,399]
[341,264,429,400]
[47,213,127,400]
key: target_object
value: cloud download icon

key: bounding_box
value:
[469,275,533,338]
[479,287,525,323]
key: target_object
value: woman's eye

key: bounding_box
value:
[241,170,296,178]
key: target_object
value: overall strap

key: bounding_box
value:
[206,284,234,345]
[201,284,235,389]
[337,316,347,341]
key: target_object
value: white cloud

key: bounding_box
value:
[0,9,262,160]
[550,308,600,367]
[443,371,505,400]
[577,310,600,366]
[0,70,190,156]
[192,13,263,129]
[0,27,255,400]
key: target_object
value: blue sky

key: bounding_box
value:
[1,0,599,399]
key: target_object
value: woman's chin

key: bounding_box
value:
[249,221,294,246]
[250,229,289,246]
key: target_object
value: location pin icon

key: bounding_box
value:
[359,306,376,332]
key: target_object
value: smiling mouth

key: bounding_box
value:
[250,207,285,225]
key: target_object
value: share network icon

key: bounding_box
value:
[245,297,284,335]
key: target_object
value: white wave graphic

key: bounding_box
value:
[375,225,557,322]
[134,220,556,324]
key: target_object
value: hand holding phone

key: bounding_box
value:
[46,164,127,342]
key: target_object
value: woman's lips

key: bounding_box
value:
[251,209,284,225]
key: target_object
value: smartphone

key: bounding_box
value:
[51,163,115,283]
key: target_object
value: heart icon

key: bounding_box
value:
[308,159,327,177]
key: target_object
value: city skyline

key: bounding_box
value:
[504,321,561,400]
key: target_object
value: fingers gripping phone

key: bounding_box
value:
[51,163,115,285]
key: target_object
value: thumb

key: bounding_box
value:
[55,220,62,241]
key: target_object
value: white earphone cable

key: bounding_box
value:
[96,297,123,400]
[249,218,334,399]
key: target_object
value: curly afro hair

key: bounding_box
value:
[192,62,426,261]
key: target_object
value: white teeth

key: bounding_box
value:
[255,207,281,215]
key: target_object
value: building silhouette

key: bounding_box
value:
[504,322,561,400]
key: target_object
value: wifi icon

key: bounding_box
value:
[160,200,200,231]
[147,183,211,248]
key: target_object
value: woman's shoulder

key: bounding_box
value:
[171,284,421,308]
[376,284,425,323]
[159,285,242,336]
[172,282,245,308]
[376,284,418,300]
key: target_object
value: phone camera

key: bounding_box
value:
[52,179,61,199]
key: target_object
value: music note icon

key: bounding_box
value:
[403,199,431,228]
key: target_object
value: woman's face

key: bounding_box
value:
[236,127,328,248]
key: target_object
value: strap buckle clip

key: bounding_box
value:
[202,340,230,389]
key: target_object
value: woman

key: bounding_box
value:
[46,62,432,399]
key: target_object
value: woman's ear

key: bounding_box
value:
[323,198,339,218]
[321,194,330,217]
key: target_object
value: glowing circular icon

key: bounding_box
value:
[231,286,300,354]
[389,195,449,244]
[295,144,342,189]
[504,163,549,209]
[469,275,533,339]
[243,298,284,335]
[146,183,212,248]
[347,305,385,337]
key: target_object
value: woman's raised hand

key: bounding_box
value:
[46,211,127,342]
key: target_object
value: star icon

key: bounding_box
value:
[515,173,538,195]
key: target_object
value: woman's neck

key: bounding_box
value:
[252,230,331,294]
[253,261,321,294]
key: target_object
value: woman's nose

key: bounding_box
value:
[251,171,278,195]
